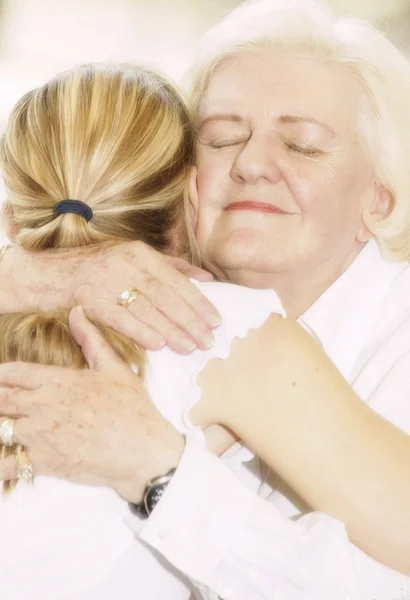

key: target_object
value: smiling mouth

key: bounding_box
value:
[225,201,287,214]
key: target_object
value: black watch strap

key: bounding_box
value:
[129,468,176,519]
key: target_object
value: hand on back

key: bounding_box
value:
[2,241,221,354]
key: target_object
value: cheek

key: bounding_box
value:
[289,160,363,228]
[285,166,328,220]
[196,152,226,198]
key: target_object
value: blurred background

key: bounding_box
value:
[1,0,410,133]
[0,0,409,239]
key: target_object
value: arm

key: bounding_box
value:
[1,309,409,598]
[139,434,370,600]
[192,316,410,574]
[0,243,219,353]
[135,316,410,599]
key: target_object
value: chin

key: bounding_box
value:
[204,229,298,277]
[210,244,285,276]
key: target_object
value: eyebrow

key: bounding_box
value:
[199,113,335,135]
[199,114,244,128]
[279,115,335,135]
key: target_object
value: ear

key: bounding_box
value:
[371,183,393,219]
[357,184,392,243]
[188,166,199,227]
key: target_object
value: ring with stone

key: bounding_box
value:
[15,449,34,484]
[0,418,16,447]
[117,288,141,308]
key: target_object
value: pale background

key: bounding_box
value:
[0,0,409,216]
[1,0,410,132]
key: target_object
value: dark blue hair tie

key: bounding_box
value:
[54,199,93,222]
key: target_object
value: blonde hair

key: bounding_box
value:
[187,0,410,260]
[0,63,196,490]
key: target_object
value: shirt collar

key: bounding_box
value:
[299,240,408,381]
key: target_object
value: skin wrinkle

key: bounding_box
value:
[192,52,386,317]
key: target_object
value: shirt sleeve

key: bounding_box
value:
[131,353,410,600]
[133,425,410,600]
[133,434,361,599]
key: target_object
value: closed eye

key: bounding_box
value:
[286,142,322,157]
[204,138,249,149]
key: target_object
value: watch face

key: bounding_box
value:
[146,483,168,514]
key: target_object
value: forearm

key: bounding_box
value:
[219,319,410,573]
[0,246,75,312]
[136,434,410,599]
[0,242,217,352]
[0,246,34,311]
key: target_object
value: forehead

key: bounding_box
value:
[199,52,365,135]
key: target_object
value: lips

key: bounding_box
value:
[225,201,287,214]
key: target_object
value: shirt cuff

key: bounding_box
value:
[138,432,258,586]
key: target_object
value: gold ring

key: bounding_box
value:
[117,288,141,308]
[15,449,34,484]
[0,418,16,447]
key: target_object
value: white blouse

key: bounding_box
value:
[132,240,410,600]
[0,281,285,599]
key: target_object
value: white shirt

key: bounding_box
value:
[133,240,410,600]
[0,282,285,599]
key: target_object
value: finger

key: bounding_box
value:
[0,387,31,415]
[120,293,199,354]
[0,362,64,391]
[158,261,221,330]
[0,455,17,481]
[83,287,204,353]
[83,300,170,351]
[0,416,33,447]
[133,272,217,350]
[0,396,28,423]
[69,306,134,373]
[0,441,37,481]
[169,257,214,282]
[129,241,218,328]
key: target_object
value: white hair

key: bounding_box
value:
[188,0,410,260]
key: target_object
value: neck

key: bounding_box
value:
[221,244,365,319]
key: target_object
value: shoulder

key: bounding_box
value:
[382,262,410,314]
[192,280,286,318]
[374,262,410,343]
[355,262,410,382]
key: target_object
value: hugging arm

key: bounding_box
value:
[0,309,409,599]
[2,245,410,596]
[193,316,410,574]
[135,317,410,599]
[0,242,219,354]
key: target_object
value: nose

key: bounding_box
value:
[231,134,282,185]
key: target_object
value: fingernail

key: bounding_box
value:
[75,305,85,317]
[206,313,221,328]
[201,332,215,349]
[198,272,214,282]
[181,338,197,352]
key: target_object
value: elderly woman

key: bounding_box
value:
[1,0,410,598]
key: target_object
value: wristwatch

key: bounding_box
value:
[129,468,176,519]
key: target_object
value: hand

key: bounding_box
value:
[0,306,185,502]
[1,242,221,354]
[191,314,284,430]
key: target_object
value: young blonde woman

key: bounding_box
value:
[0,63,286,599]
